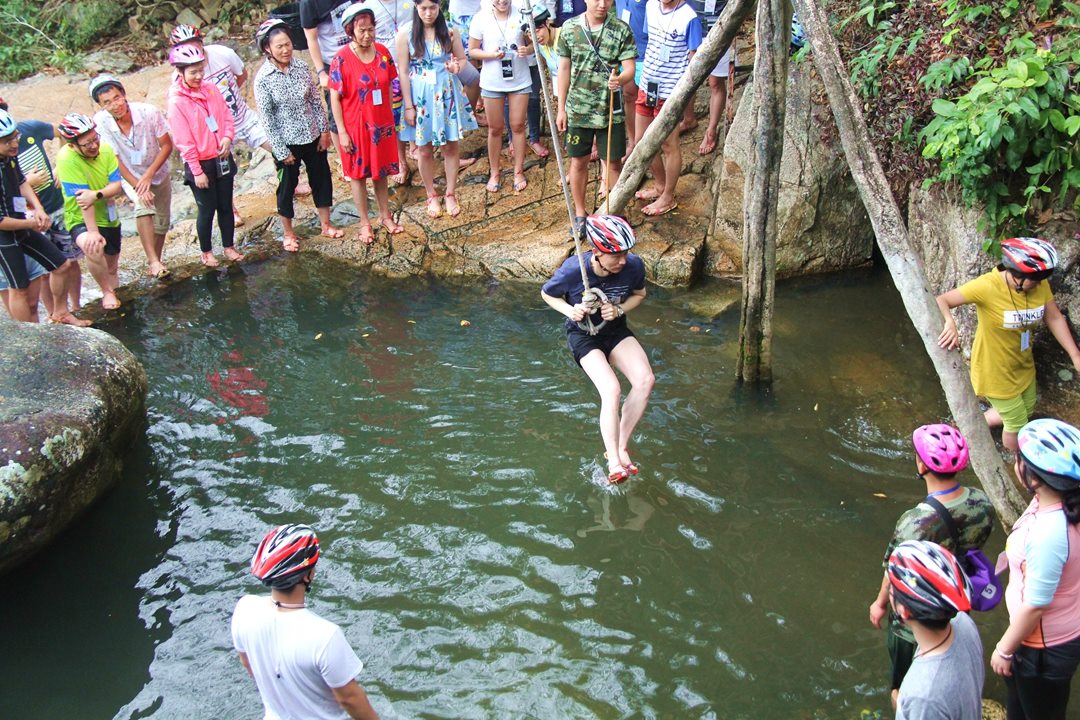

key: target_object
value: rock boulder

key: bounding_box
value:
[0,322,148,574]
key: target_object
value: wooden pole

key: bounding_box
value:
[736,0,790,383]
[606,0,756,215]
[791,0,1026,523]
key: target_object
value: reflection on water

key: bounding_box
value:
[0,259,1014,719]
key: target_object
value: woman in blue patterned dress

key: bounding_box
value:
[396,0,478,218]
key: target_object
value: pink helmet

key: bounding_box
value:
[168,43,206,68]
[912,424,969,475]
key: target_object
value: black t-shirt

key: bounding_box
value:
[0,157,27,222]
[299,0,351,28]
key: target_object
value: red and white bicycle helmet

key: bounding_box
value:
[1001,237,1058,277]
[170,24,204,47]
[888,540,972,621]
[585,214,636,254]
[169,43,207,68]
[57,113,96,141]
[250,524,321,589]
[912,424,969,475]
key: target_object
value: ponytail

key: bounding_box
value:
[1063,487,1080,525]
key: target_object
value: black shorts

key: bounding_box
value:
[0,228,67,289]
[70,224,122,256]
[887,630,916,690]
[566,124,627,160]
[567,321,634,366]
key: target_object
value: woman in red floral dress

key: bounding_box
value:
[329,3,403,244]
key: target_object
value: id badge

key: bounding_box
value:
[501,58,515,79]
[107,202,118,223]
[561,0,573,14]
[645,80,659,107]
[421,69,435,85]
[128,148,145,167]
[705,0,716,13]
[217,155,232,178]
[11,196,27,215]
[620,8,630,22]
[995,551,1009,575]
[206,115,219,133]
[372,88,384,106]
[659,44,671,63]
[1021,329,1031,352]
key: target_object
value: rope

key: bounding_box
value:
[521,0,607,335]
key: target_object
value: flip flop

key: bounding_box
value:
[426,195,443,219]
[641,201,678,217]
[444,193,461,218]
[224,247,245,262]
[321,225,344,239]
[201,252,220,267]
[380,216,404,234]
[282,235,300,253]
[486,177,501,193]
[605,451,640,476]
[529,141,550,158]
[635,187,661,201]
[513,175,528,193]
[607,467,630,485]
[358,223,375,245]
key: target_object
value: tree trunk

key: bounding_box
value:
[736,0,790,383]
[606,0,756,215]
[791,0,1027,524]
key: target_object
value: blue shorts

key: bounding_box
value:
[0,255,46,291]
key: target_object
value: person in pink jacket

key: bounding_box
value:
[167,44,245,267]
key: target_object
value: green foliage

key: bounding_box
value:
[59,0,124,52]
[920,21,1080,238]
[0,0,54,82]
[840,0,924,97]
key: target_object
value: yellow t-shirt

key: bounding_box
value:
[959,270,1053,399]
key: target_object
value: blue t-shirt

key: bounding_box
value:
[615,0,649,60]
[542,251,646,332]
[16,120,63,215]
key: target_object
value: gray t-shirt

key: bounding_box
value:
[896,612,984,720]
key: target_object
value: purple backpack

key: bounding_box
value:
[925,496,1003,612]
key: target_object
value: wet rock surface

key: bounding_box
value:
[0,321,148,574]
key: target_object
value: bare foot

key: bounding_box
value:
[101,292,121,310]
[223,247,245,262]
[294,182,312,196]
[147,262,170,279]
[635,186,661,201]
[698,134,717,156]
[49,312,93,327]
[201,252,220,267]
[321,225,344,239]
[232,210,245,227]
[679,119,698,133]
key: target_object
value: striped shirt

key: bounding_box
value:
[641,0,702,99]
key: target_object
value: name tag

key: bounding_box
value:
[12,197,27,215]
[206,115,219,133]
[620,8,630,22]
[372,88,383,106]
[107,202,118,222]
[128,148,145,167]
[421,69,435,85]
[1021,329,1031,352]
[659,44,671,62]
[705,0,716,13]
[561,0,573,14]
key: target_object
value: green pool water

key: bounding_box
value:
[0,256,1017,719]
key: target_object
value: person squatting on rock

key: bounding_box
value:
[541,214,655,484]
[56,112,127,311]
[397,0,479,220]
[991,418,1080,720]
[254,19,343,253]
[867,424,994,710]
[556,0,636,224]
[633,0,702,217]
[328,1,404,246]
[0,109,88,325]
[232,523,380,720]
[936,237,1080,454]
[89,74,174,280]
[170,23,296,226]
[167,43,245,268]
[887,540,984,720]
[0,96,84,322]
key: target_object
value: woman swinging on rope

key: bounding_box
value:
[541,215,655,484]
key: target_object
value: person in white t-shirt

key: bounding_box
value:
[232,524,380,720]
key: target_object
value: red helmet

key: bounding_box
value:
[57,113,96,141]
[585,215,636,254]
[912,424,969,475]
[170,24,203,47]
[250,524,320,589]
[1000,237,1057,277]
[888,540,971,621]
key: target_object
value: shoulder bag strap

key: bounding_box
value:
[924,496,963,550]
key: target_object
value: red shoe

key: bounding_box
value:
[607,467,630,485]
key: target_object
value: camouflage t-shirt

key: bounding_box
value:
[882,486,996,643]
[555,14,637,129]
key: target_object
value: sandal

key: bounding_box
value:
[443,193,461,218]
[380,215,404,234]
[513,174,528,193]
[101,292,121,310]
[201,252,220,267]
[224,247,245,262]
[426,194,443,219]
[282,235,300,253]
[321,225,344,239]
[529,141,550,158]
[486,177,501,193]
[358,223,375,245]
[147,262,170,279]
[607,467,630,485]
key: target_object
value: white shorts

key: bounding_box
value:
[233,112,270,150]
[711,46,734,78]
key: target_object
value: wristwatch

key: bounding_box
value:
[96,190,103,200]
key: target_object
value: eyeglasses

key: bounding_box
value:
[0,132,20,146]
[76,134,101,149]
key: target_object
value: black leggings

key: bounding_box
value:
[1006,635,1080,720]
[276,139,333,219]
[0,228,66,289]
[186,157,236,253]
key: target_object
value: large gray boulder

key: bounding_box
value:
[707,64,875,278]
[0,322,147,574]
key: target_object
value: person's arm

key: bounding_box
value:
[330,89,350,152]
[140,131,173,194]
[0,178,48,233]
[330,680,380,720]
[868,572,890,629]
[304,27,330,86]
[616,57,635,86]
[601,286,646,320]
[541,289,589,322]
[556,56,571,130]
[237,651,254,679]
[115,158,140,189]
[1043,299,1080,373]
[935,288,969,349]
[234,67,248,88]
[168,95,205,177]
[991,603,1046,677]
[396,33,417,128]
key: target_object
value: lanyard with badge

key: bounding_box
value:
[655,0,684,63]
[196,96,231,178]
[2,160,29,217]
[579,18,623,114]
[1008,278,1039,353]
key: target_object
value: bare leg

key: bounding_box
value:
[642,128,681,215]
[443,141,461,216]
[76,236,118,308]
[417,144,438,198]
[579,349,626,476]
[634,112,664,200]
[569,155,590,219]
[608,336,655,466]
[699,75,726,155]
[508,93,529,188]
[623,82,639,156]
[25,276,42,322]
[46,260,90,325]
[373,178,401,233]
[484,95,507,189]
[5,287,33,322]
[136,215,166,276]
